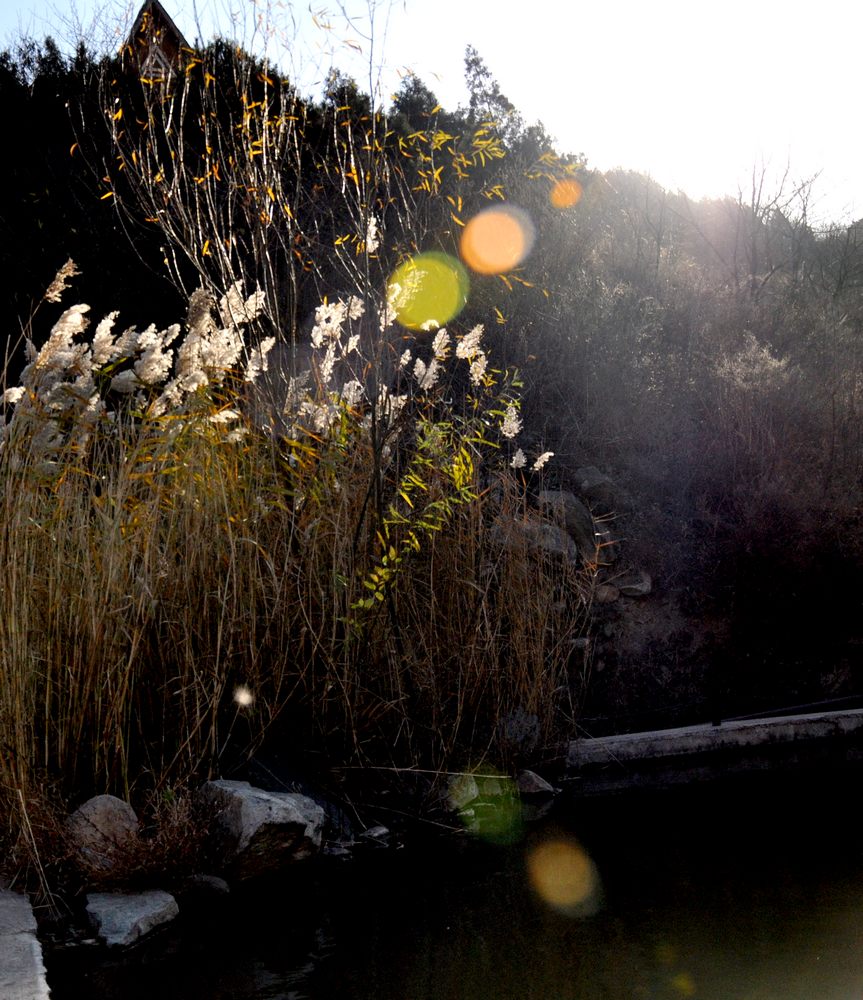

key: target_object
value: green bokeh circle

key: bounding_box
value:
[387,252,470,331]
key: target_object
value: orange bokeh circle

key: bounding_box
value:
[550,178,583,209]
[460,205,535,275]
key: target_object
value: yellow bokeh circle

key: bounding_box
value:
[526,837,600,915]
[387,252,469,331]
[550,178,583,209]
[460,205,535,275]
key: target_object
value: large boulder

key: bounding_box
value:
[199,779,325,879]
[491,515,579,565]
[574,466,617,512]
[85,890,178,948]
[538,490,598,561]
[66,795,139,872]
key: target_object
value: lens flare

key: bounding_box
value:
[459,205,535,275]
[526,837,601,916]
[387,252,469,331]
[670,972,696,997]
[453,772,523,845]
[550,178,583,209]
[233,685,254,707]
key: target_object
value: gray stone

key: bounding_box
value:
[574,466,616,509]
[0,892,37,935]
[616,569,653,597]
[476,776,504,797]
[66,794,139,871]
[538,490,598,560]
[200,779,325,879]
[179,874,231,903]
[86,890,178,948]
[446,773,479,811]
[595,583,620,604]
[0,932,50,1000]
[0,893,50,1000]
[491,515,579,564]
[516,769,557,797]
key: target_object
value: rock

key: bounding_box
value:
[0,890,51,1000]
[85,890,178,948]
[246,754,358,844]
[447,774,480,811]
[516,770,557,797]
[595,583,620,604]
[359,825,391,847]
[491,515,579,564]
[537,490,598,560]
[177,874,230,908]
[66,795,139,871]
[199,779,325,879]
[574,466,616,510]
[476,776,504,797]
[616,569,653,598]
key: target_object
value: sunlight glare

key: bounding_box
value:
[459,205,535,274]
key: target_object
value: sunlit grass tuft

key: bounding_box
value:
[0,267,593,889]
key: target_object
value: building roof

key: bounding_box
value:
[126,0,192,75]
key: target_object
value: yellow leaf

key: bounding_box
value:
[430,104,442,114]
[69,142,78,157]
[450,213,465,227]
[100,190,114,200]
[202,239,211,256]
[494,307,506,324]
[112,107,123,121]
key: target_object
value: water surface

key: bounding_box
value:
[47,771,863,999]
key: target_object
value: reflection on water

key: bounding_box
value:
[48,773,863,999]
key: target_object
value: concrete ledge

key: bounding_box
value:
[567,709,863,793]
[0,891,51,1000]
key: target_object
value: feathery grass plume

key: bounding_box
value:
[501,402,522,439]
[43,258,80,304]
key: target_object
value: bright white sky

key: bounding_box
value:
[2,0,861,224]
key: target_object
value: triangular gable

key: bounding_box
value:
[125,1,192,78]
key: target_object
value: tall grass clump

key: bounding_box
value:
[0,259,592,877]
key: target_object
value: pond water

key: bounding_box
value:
[47,771,863,1000]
